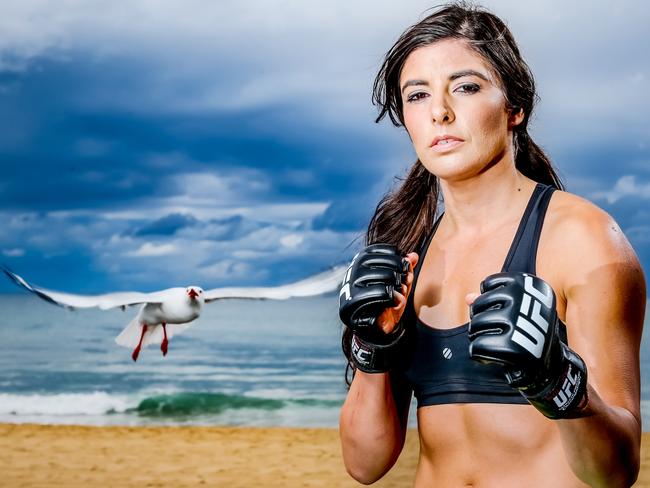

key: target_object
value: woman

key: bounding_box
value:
[338,4,645,487]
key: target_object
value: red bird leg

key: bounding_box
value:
[132,324,148,362]
[161,322,168,356]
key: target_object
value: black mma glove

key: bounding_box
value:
[339,244,409,373]
[468,272,588,419]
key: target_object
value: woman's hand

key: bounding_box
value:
[376,252,419,334]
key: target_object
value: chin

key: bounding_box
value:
[420,149,506,183]
[420,157,478,182]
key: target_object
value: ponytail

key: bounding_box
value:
[514,131,564,191]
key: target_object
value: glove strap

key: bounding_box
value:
[520,344,589,419]
[350,327,406,374]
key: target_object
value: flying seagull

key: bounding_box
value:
[3,266,345,361]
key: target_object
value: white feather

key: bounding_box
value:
[114,308,146,348]
[203,265,346,302]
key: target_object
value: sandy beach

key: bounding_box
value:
[0,424,648,487]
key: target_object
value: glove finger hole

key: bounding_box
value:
[470,289,515,318]
[480,273,516,293]
[354,268,399,288]
[362,254,406,273]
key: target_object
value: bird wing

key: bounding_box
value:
[203,265,346,302]
[2,267,174,310]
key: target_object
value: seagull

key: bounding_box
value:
[2,265,345,361]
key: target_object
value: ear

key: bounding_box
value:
[508,106,525,129]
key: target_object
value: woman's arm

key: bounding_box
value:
[339,252,418,484]
[554,201,645,487]
[339,371,412,484]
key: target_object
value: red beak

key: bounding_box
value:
[188,289,199,299]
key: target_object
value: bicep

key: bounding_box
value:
[563,222,645,419]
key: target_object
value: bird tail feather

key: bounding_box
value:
[115,314,145,349]
[115,314,195,349]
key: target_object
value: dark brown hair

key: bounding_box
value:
[343,2,564,384]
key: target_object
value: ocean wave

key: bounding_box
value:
[128,392,342,417]
[0,391,132,416]
[129,393,284,416]
[0,391,343,419]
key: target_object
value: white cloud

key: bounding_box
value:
[2,248,25,257]
[69,165,325,225]
[127,242,177,257]
[175,171,270,201]
[280,233,304,249]
[96,201,328,224]
[198,259,262,282]
[592,175,650,204]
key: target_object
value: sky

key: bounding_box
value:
[0,0,649,294]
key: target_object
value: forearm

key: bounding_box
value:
[339,371,406,484]
[557,385,641,488]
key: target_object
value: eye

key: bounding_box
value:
[454,83,480,94]
[406,91,429,103]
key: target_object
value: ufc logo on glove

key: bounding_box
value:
[513,274,554,359]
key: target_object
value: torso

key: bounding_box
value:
[405,183,589,487]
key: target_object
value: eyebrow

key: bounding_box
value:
[400,70,490,94]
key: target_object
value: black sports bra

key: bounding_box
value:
[398,183,566,406]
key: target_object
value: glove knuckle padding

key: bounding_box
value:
[469,334,523,366]
[470,273,556,362]
[469,288,514,318]
[361,253,404,272]
[362,244,409,282]
[339,244,408,330]
[365,243,397,254]
[341,285,392,330]
[353,267,398,288]
[468,309,510,338]
[479,272,516,293]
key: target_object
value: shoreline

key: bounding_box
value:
[1,423,648,487]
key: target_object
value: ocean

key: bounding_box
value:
[1,295,649,429]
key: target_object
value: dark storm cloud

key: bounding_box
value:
[132,213,199,237]
[0,52,396,215]
[0,0,648,292]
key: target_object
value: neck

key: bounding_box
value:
[438,157,536,236]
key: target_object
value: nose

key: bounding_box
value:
[430,94,454,124]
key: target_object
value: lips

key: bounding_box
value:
[430,135,464,147]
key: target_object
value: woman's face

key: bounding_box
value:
[400,39,522,182]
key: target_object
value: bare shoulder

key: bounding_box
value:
[542,190,645,298]
[545,190,639,266]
